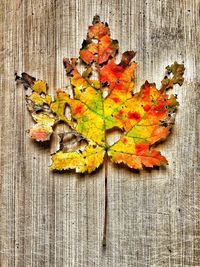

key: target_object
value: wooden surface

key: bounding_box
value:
[0,0,199,266]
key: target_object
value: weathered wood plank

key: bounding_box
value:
[0,0,199,266]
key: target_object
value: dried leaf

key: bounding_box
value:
[17,16,185,173]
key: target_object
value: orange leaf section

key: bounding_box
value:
[108,81,179,169]
[110,143,167,169]
[79,16,118,64]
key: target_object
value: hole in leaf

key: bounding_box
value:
[106,127,124,146]
[25,87,33,96]
[92,38,98,44]
[64,105,72,121]
[102,88,109,98]
[59,132,88,152]
[51,123,70,153]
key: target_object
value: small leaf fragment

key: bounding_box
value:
[29,113,55,142]
[32,80,47,94]
[28,92,52,106]
[161,62,185,91]
[16,72,47,94]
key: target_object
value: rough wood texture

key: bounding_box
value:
[0,0,199,266]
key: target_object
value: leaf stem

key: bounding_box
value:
[102,153,108,247]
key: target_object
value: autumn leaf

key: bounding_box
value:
[16,15,185,247]
[16,15,184,173]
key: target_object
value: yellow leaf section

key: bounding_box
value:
[89,80,100,89]
[32,80,47,94]
[51,89,105,146]
[70,70,104,117]
[63,59,105,145]
[29,113,55,142]
[50,143,105,173]
[28,92,52,105]
[50,90,74,127]
[68,98,105,146]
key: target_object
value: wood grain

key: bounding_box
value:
[0,0,199,266]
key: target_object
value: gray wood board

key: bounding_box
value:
[0,0,199,266]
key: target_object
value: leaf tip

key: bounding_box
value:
[92,14,101,24]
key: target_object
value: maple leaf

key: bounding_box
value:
[16,15,185,247]
[16,15,184,173]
